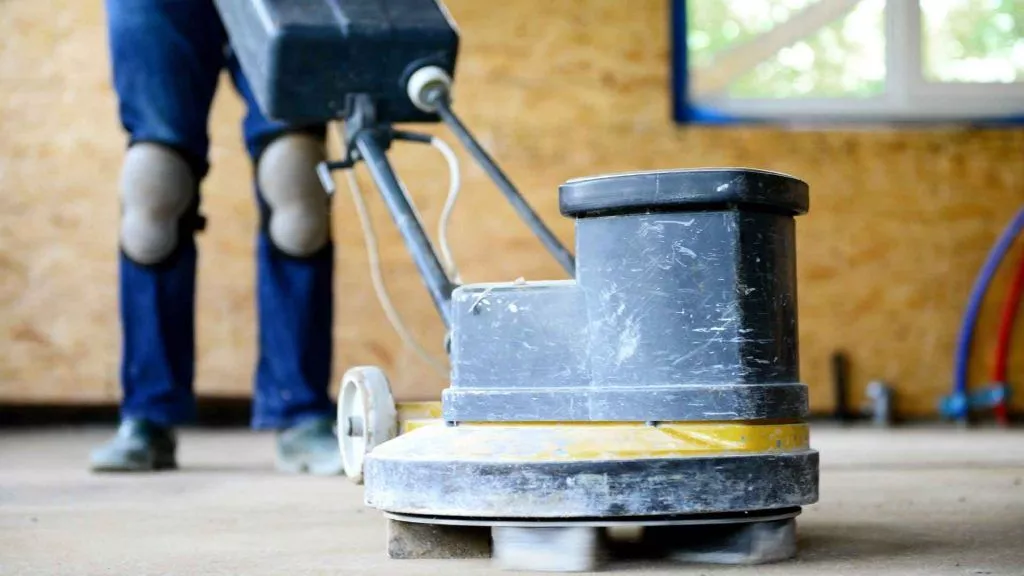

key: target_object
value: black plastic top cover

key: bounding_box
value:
[214,0,459,124]
[559,168,810,217]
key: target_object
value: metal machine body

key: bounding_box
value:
[215,1,819,571]
[363,170,818,571]
[446,169,807,423]
[366,168,816,513]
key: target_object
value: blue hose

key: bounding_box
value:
[945,206,1024,421]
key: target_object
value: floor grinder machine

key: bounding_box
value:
[214,0,819,571]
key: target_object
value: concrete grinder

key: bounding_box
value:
[214,0,819,571]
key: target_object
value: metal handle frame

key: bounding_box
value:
[321,96,575,331]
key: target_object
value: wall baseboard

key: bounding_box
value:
[0,398,254,428]
[0,400,1017,428]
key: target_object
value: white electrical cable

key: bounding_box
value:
[341,167,449,377]
[430,135,463,284]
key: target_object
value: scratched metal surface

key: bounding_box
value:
[444,169,809,422]
[364,428,818,517]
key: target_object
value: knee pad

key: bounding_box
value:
[256,133,330,257]
[119,142,196,265]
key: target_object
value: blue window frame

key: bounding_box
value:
[672,0,1024,125]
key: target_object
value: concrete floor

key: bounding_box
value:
[1,425,1022,575]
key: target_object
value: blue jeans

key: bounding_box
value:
[107,0,335,429]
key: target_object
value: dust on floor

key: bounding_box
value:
[1,426,1022,575]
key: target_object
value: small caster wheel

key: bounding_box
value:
[337,366,398,484]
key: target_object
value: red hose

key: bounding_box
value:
[992,250,1024,424]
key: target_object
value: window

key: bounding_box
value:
[672,0,1024,124]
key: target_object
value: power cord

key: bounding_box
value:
[342,166,449,376]
[333,126,464,377]
[429,135,463,283]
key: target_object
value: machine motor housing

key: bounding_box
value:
[213,0,460,124]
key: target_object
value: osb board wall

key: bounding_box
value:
[1,0,1022,417]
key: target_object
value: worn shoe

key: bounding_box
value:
[275,417,343,476]
[89,418,177,472]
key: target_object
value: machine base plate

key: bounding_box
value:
[385,508,802,572]
[364,423,819,518]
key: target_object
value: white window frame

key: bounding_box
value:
[681,0,1024,123]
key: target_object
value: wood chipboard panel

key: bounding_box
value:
[1,0,1021,417]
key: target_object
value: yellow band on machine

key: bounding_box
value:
[394,401,808,461]
[396,401,444,434]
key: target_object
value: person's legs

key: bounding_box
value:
[249,135,336,431]
[225,55,340,474]
[92,0,226,471]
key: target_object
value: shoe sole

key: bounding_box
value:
[275,456,344,477]
[90,455,177,473]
